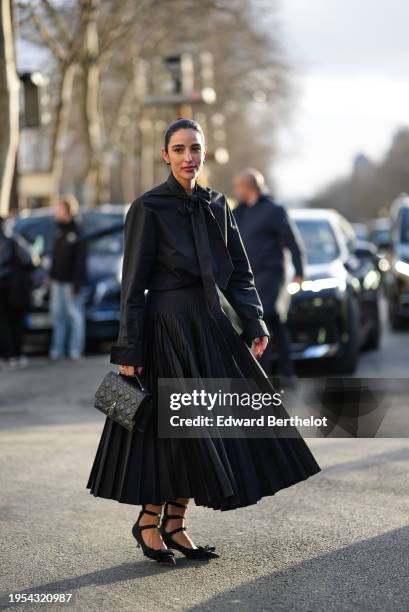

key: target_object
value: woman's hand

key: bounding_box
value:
[119,365,144,376]
[251,336,268,358]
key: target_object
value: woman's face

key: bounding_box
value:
[161,128,206,183]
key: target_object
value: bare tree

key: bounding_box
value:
[15,0,293,205]
[0,0,20,217]
[309,128,409,221]
[16,0,81,202]
[16,0,187,204]
[141,0,292,194]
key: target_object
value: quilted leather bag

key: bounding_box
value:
[94,371,153,432]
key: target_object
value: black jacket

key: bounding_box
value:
[233,194,306,314]
[0,230,35,278]
[110,171,269,366]
[0,230,36,310]
[0,231,15,283]
[49,219,87,291]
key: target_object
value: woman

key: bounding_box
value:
[86,118,321,565]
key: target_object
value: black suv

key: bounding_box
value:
[286,209,382,373]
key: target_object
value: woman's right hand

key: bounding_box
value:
[119,365,144,376]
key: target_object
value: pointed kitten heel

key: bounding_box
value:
[160,500,220,560]
[132,505,176,565]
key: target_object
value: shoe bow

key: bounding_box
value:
[194,545,220,558]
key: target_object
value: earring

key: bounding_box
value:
[166,161,170,165]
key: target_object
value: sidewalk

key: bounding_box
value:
[0,357,408,611]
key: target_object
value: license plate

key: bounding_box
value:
[26,312,52,329]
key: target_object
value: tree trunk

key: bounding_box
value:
[50,62,78,202]
[82,0,104,207]
[0,0,19,217]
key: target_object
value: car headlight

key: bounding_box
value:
[287,277,346,295]
[378,257,390,272]
[363,269,381,290]
[394,259,409,277]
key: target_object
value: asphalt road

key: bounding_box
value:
[1,313,409,612]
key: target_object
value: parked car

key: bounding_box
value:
[368,217,391,254]
[385,193,409,329]
[9,205,128,351]
[285,209,382,373]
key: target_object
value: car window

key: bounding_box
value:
[81,211,125,234]
[13,211,125,256]
[294,219,340,264]
[87,231,123,255]
[338,215,356,251]
[13,217,56,256]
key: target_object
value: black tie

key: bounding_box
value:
[177,192,234,312]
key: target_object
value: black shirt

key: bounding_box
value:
[110,171,269,366]
[49,219,87,290]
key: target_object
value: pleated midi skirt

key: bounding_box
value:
[86,285,321,511]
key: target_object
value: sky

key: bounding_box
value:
[272,0,409,202]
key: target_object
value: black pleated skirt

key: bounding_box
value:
[86,285,321,511]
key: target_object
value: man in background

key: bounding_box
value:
[49,195,87,361]
[0,216,34,369]
[233,168,306,384]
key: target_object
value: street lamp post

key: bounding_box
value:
[139,52,224,188]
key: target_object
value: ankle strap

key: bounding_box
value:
[167,500,187,509]
[166,526,187,536]
[164,513,185,520]
[141,506,161,516]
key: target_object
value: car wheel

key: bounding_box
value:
[363,302,381,350]
[331,296,360,374]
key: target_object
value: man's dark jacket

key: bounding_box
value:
[233,193,306,315]
[49,219,87,291]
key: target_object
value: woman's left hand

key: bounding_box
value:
[251,335,269,358]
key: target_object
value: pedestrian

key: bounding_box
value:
[233,168,306,384]
[0,216,33,369]
[48,195,87,361]
[86,118,321,565]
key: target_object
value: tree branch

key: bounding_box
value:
[16,1,67,62]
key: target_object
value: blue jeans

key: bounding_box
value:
[49,281,86,358]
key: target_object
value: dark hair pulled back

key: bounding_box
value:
[164,118,205,151]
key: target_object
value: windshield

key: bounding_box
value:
[82,211,125,234]
[400,208,409,244]
[87,230,123,256]
[13,211,124,256]
[13,217,56,256]
[294,218,340,264]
